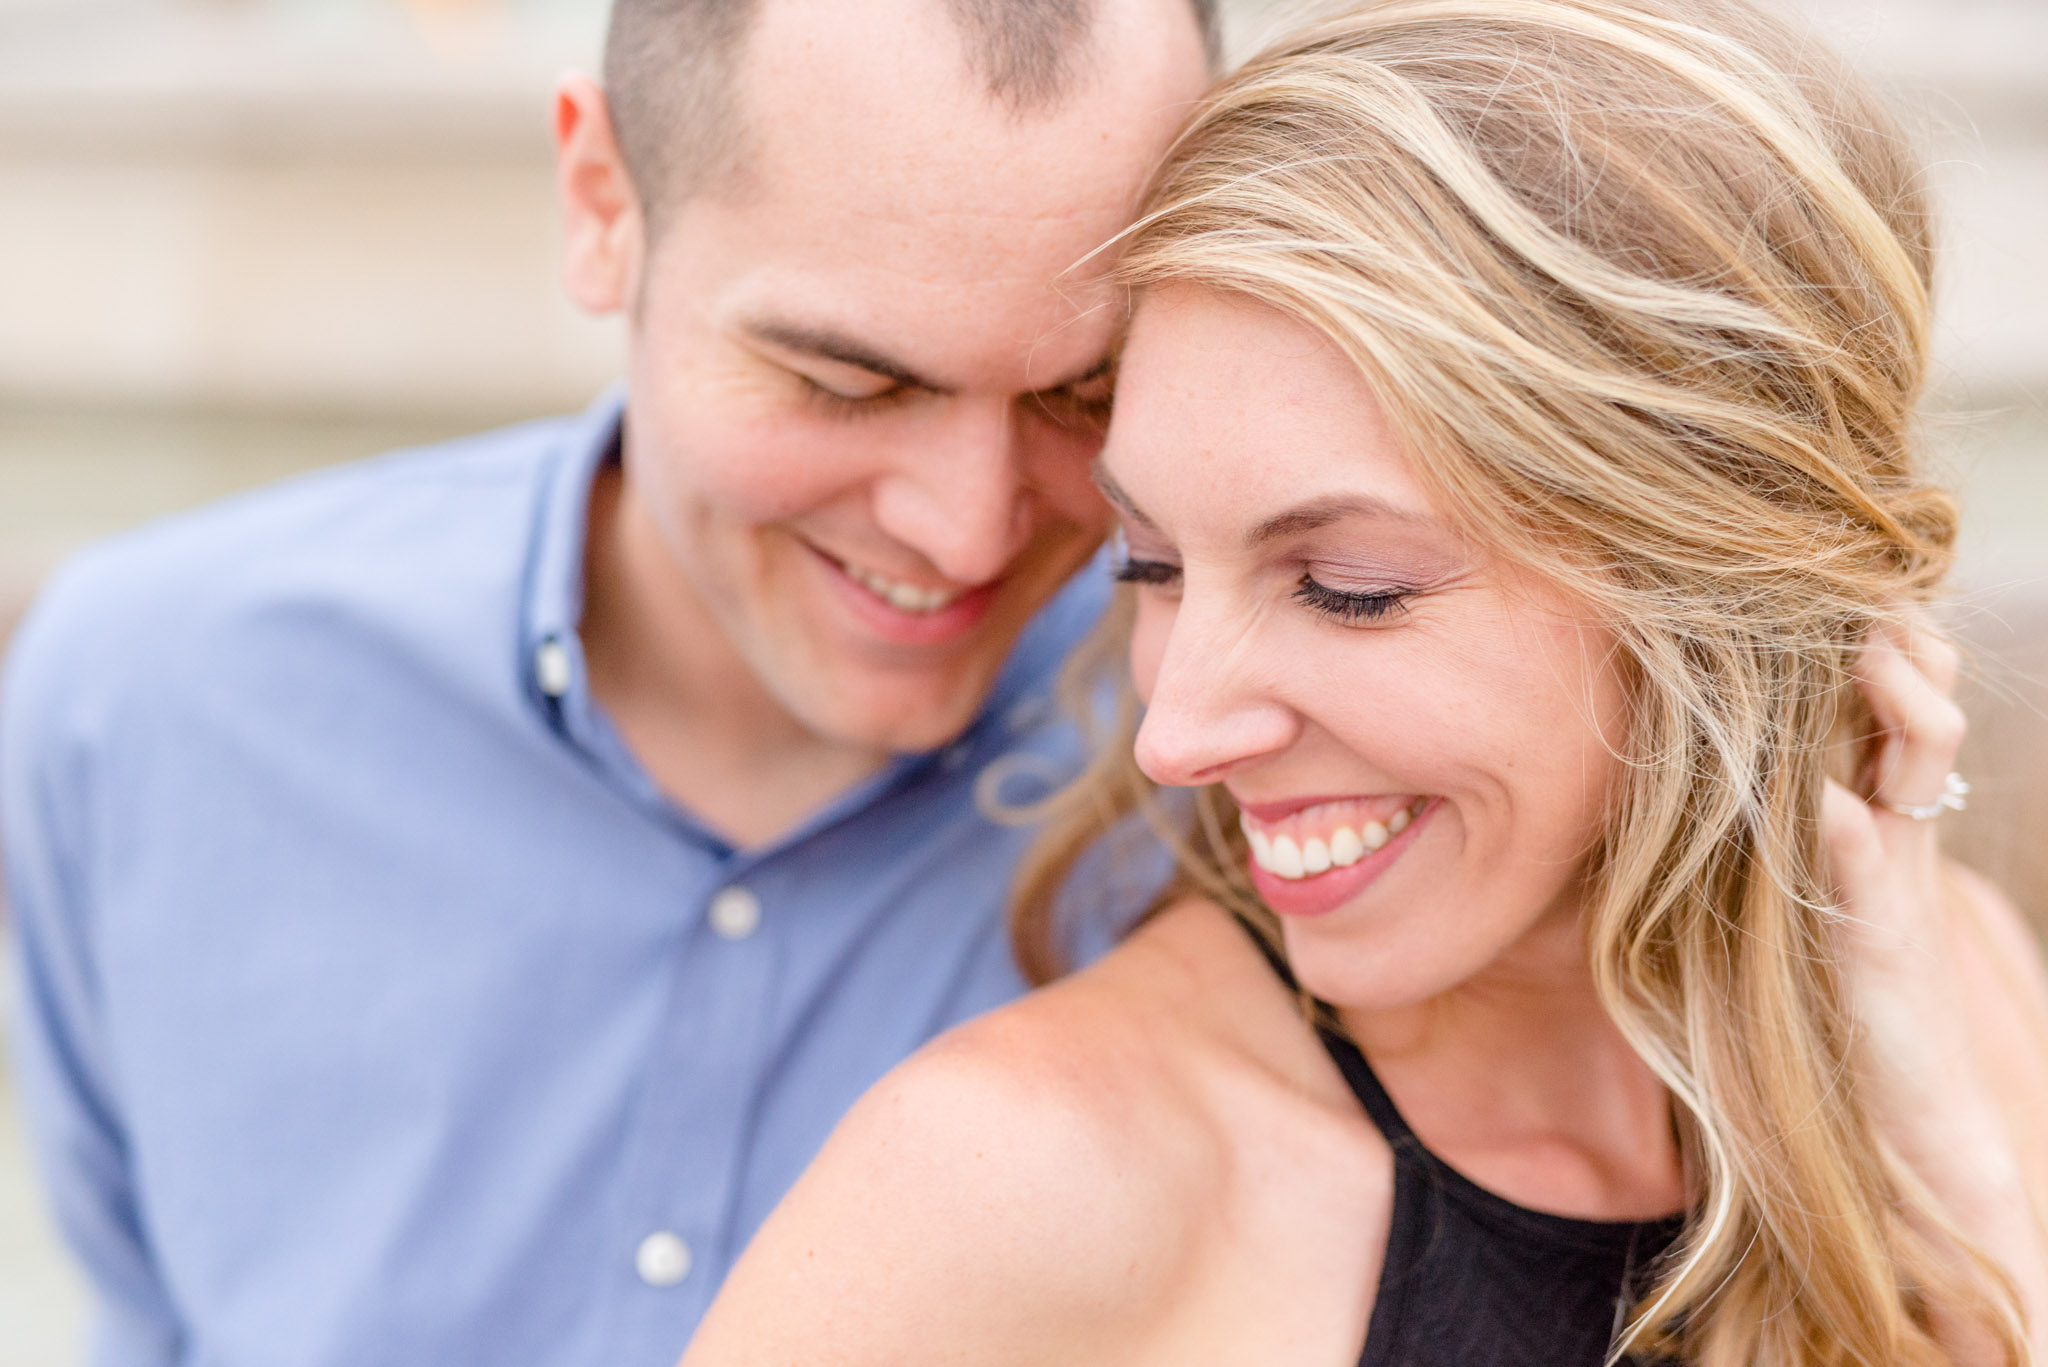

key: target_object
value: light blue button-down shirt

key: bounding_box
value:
[2,392,1150,1367]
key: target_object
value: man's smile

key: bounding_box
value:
[801,538,1002,646]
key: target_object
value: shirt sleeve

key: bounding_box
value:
[3,568,184,1366]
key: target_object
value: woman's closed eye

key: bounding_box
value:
[1114,553,1415,626]
[1294,574,1413,624]
[1113,555,1182,587]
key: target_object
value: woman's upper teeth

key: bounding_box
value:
[1241,799,1424,881]
[846,563,963,614]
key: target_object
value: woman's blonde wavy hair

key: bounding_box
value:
[1008,0,2029,1361]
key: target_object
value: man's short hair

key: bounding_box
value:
[603,0,1222,224]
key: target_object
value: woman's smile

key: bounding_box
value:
[1238,795,1436,918]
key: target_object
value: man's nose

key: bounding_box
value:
[869,398,1033,585]
[1133,594,1299,789]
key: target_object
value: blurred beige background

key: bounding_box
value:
[2,0,2044,1360]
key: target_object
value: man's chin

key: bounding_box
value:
[790,672,1001,757]
[762,542,1092,754]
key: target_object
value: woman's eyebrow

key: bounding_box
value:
[1089,461,1158,529]
[1248,495,1424,546]
[1090,469,1426,544]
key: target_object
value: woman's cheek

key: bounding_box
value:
[1127,595,1175,705]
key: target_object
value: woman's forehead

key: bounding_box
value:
[1103,290,1436,537]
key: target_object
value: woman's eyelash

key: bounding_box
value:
[1293,574,1412,623]
[1113,557,1181,586]
[1114,559,1412,623]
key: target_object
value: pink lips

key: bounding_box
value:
[1244,798,1439,919]
[1235,793,1378,824]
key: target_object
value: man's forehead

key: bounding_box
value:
[664,0,1202,389]
[731,0,1203,225]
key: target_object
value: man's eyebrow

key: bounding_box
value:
[743,320,944,393]
[1089,460,1157,529]
[1249,494,1424,546]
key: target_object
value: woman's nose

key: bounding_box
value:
[1132,601,1298,788]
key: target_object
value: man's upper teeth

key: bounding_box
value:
[1241,800,1425,882]
[847,564,960,613]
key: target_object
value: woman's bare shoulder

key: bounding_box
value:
[679,901,1279,1367]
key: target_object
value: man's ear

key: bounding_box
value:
[555,73,643,316]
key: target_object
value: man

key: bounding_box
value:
[0,1,1214,1361]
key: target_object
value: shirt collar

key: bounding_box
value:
[521,385,624,693]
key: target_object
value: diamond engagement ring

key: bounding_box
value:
[1876,771,1971,821]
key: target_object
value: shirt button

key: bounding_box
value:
[635,1230,692,1287]
[708,886,762,941]
[534,637,572,699]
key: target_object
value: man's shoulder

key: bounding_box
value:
[46,413,569,614]
[5,413,580,719]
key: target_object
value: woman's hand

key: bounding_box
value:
[1823,619,1972,1124]
[1824,615,2048,1357]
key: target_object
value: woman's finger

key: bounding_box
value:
[1898,614,1959,696]
[1823,777,1886,899]
[1822,778,1920,955]
[1853,624,1966,821]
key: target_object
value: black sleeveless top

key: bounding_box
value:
[1243,922,1685,1367]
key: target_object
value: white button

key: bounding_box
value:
[534,638,572,699]
[708,886,762,941]
[635,1230,692,1287]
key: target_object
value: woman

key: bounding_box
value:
[680,0,2048,1362]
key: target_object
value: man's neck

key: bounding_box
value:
[578,463,891,848]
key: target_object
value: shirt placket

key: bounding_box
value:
[595,856,782,1364]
